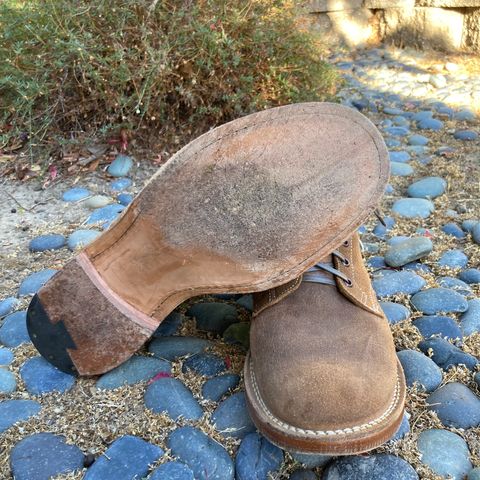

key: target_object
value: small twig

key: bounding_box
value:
[4,190,34,211]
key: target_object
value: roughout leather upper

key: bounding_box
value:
[250,233,399,432]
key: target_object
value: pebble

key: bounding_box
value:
[413,111,433,122]
[144,377,203,421]
[460,299,480,336]
[408,134,429,146]
[20,356,75,395]
[384,237,433,267]
[187,302,238,334]
[29,234,66,252]
[437,276,472,296]
[107,154,133,177]
[372,216,395,238]
[211,392,256,439]
[0,399,41,433]
[417,429,472,480]
[403,261,432,273]
[62,187,90,202]
[390,412,411,441]
[323,454,418,479]
[386,138,401,148]
[86,204,125,229]
[291,452,332,468]
[419,338,478,370]
[110,177,132,191]
[455,109,475,122]
[472,223,480,244]
[0,367,16,393]
[152,312,184,337]
[83,195,113,209]
[167,426,234,480]
[149,336,211,361]
[223,322,250,349]
[460,269,480,284]
[96,356,171,389]
[182,353,226,377]
[410,288,468,315]
[0,347,14,365]
[469,469,480,480]
[235,433,283,480]
[429,74,447,88]
[389,151,410,163]
[417,117,443,131]
[379,302,410,324]
[10,433,85,480]
[202,374,240,402]
[392,198,434,218]
[372,271,425,297]
[67,229,101,250]
[149,462,195,480]
[367,256,386,268]
[438,249,468,269]
[407,177,446,199]
[385,183,394,194]
[84,435,163,480]
[18,269,57,295]
[414,315,462,340]
[390,161,414,176]
[290,470,317,480]
[117,193,133,206]
[442,222,465,238]
[454,130,478,141]
[0,297,18,317]
[0,311,30,347]
[385,126,409,137]
[236,294,253,312]
[397,350,442,392]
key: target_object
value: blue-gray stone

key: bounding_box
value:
[187,302,238,334]
[469,468,480,480]
[0,399,41,433]
[438,249,468,269]
[202,374,240,402]
[363,242,380,254]
[86,204,125,230]
[117,193,133,206]
[384,237,433,267]
[385,184,394,194]
[144,377,203,421]
[386,138,401,148]
[392,198,434,218]
[291,452,332,468]
[96,356,171,389]
[236,294,253,312]
[408,134,429,146]
[0,347,14,365]
[62,187,90,202]
[0,297,18,317]
[427,382,480,429]
[419,338,478,371]
[403,262,432,273]
[107,154,133,177]
[67,229,101,250]
[367,256,386,268]
[418,118,443,131]
[384,107,404,115]
[442,223,465,238]
[411,288,468,315]
[29,234,66,252]
[10,433,85,480]
[462,220,479,233]
[211,392,255,439]
[455,109,475,122]
[392,115,409,126]
[397,350,442,392]
[290,470,317,480]
[460,299,480,336]
[414,315,462,340]
[385,126,409,137]
[372,216,395,238]
[0,367,16,393]
[473,223,480,245]
[390,412,410,441]
[438,277,472,296]
[149,336,211,361]
[454,130,478,141]
[84,435,163,480]
[235,433,283,480]
[167,426,234,480]
[437,106,454,118]
[323,454,418,480]
[413,111,433,122]
[110,177,132,191]
[386,236,409,247]
[390,162,414,176]
[19,269,57,295]
[407,177,446,199]
[223,322,250,349]
[182,353,226,377]
[418,429,472,480]
[20,356,75,395]
[380,302,410,324]
[460,269,480,284]
[372,271,426,297]
[389,151,410,163]
[152,312,183,337]
[0,311,30,347]
[149,462,194,480]
[436,145,456,156]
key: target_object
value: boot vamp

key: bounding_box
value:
[250,282,398,431]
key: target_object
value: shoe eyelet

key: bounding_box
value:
[343,240,350,247]
[342,258,350,267]
[344,278,353,287]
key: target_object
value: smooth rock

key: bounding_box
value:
[419,338,478,371]
[454,130,478,141]
[469,468,480,480]
[460,299,480,336]
[291,452,332,468]
[202,374,240,402]
[414,315,462,340]
[187,302,238,334]
[438,276,472,296]
[86,204,125,229]
[418,429,472,480]
[167,426,234,480]
[67,229,101,250]
[83,195,113,209]
[149,462,194,480]
[473,223,480,245]
[29,234,65,252]
[96,356,171,389]
[0,348,14,365]
[438,249,468,269]
[117,193,133,206]
[367,256,386,268]
[84,435,163,480]
[380,302,410,324]
[152,312,183,337]
[384,237,433,267]
[211,392,256,439]
[455,109,475,122]
[62,187,90,202]
[407,177,446,199]
[0,311,30,347]
[403,262,432,273]
[408,134,429,146]
[390,412,410,441]
[411,288,468,315]
[372,216,395,238]
[107,154,133,177]
[372,271,425,297]
[397,350,442,392]
[390,161,414,176]
[290,470,317,480]
[417,118,443,131]
[460,269,480,284]
[149,336,211,361]
[236,294,253,312]
[10,433,85,480]
[387,236,409,247]
[182,353,226,377]
[20,356,75,395]
[392,198,434,218]
[429,74,447,89]
[385,126,409,137]
[0,297,18,317]
[19,269,57,295]
[389,151,410,163]
[144,377,203,421]
[0,367,16,393]
[110,177,132,191]
[0,399,41,433]
[235,433,283,480]
[223,322,250,349]
[442,222,465,238]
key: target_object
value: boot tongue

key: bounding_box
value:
[302,254,335,286]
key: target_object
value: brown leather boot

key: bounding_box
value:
[244,233,406,455]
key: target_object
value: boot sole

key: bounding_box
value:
[27,102,389,376]
[244,354,406,455]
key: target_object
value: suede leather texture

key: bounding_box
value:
[250,233,398,432]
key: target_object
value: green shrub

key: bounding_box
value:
[0,0,338,153]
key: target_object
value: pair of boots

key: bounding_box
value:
[27,102,405,456]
